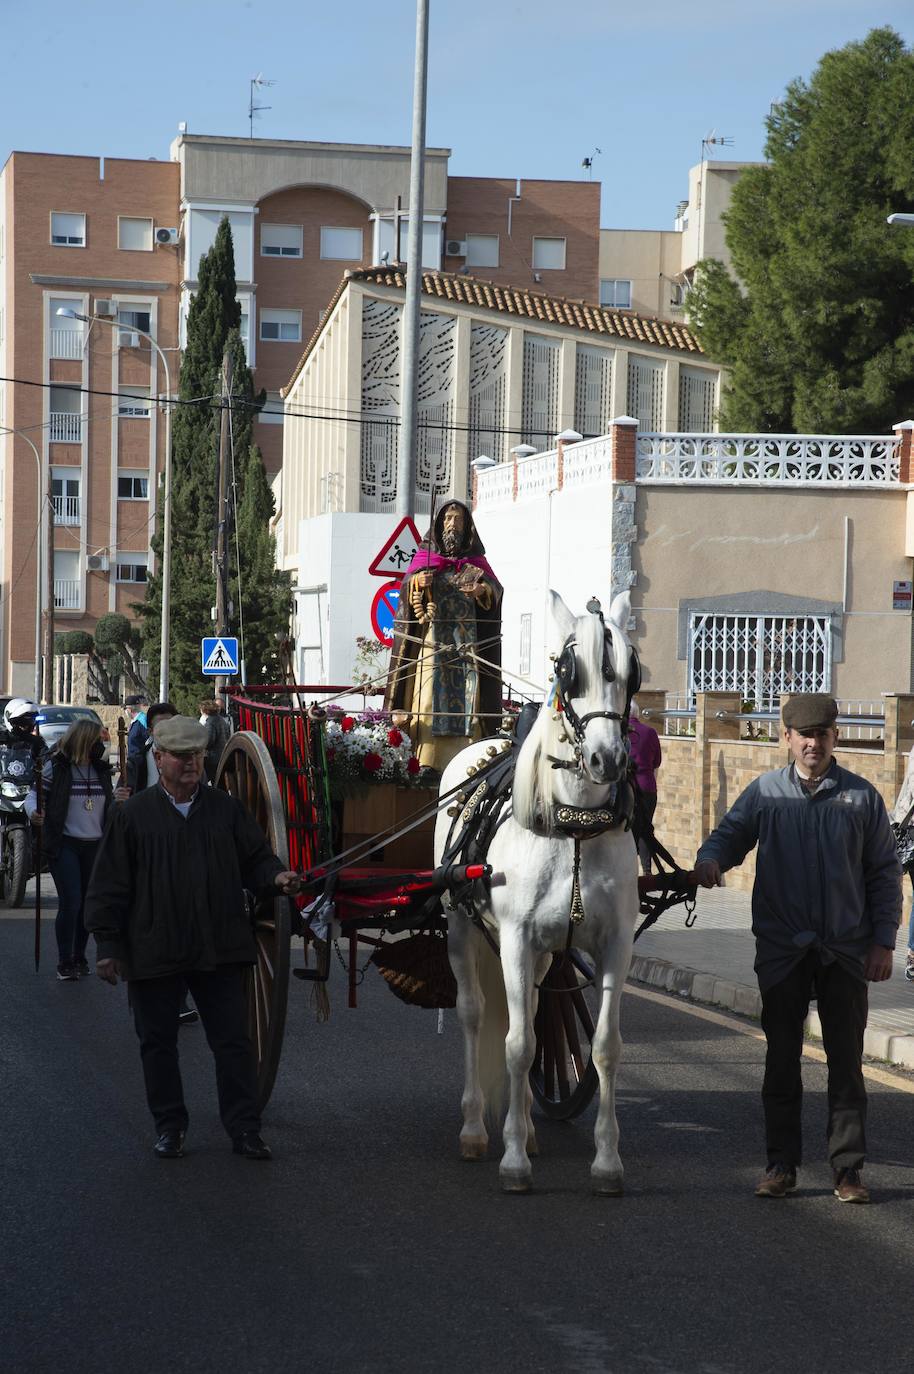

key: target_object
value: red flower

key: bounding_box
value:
[363,752,383,773]
[341,716,355,732]
[406,756,421,775]
[387,728,403,747]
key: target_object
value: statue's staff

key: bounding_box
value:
[33,761,42,972]
[117,714,128,794]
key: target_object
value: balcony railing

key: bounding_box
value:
[635,432,901,485]
[52,495,81,525]
[53,579,80,610]
[49,328,83,360]
[49,413,82,443]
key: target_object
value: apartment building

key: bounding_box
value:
[0,151,180,695]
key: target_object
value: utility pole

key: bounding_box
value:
[395,0,430,516]
[43,461,54,703]
[213,347,233,700]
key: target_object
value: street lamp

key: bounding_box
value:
[0,427,43,700]
[57,307,173,701]
[887,213,914,227]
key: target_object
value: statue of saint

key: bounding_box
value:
[384,501,503,773]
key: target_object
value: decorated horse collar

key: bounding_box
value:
[551,791,631,839]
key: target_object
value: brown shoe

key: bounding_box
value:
[755,1164,797,1198]
[833,1168,869,1203]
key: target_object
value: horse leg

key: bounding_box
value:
[499,928,537,1192]
[590,941,632,1196]
[447,915,489,1160]
[524,954,549,1158]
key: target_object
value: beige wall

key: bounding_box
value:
[633,485,913,699]
[599,228,683,318]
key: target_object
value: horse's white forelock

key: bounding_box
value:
[512,605,629,834]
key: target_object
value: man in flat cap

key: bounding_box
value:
[85,716,301,1161]
[694,693,901,1204]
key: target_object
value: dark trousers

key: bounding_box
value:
[129,965,260,1139]
[760,951,868,1172]
[634,791,658,874]
[49,836,100,964]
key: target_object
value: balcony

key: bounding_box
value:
[49,413,82,443]
[49,328,83,360]
[53,579,81,610]
[52,494,81,525]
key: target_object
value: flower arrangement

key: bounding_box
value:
[324,707,422,793]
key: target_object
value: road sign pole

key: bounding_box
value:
[214,349,233,700]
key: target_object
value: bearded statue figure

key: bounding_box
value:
[384,500,503,774]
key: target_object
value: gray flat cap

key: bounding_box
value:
[782,694,838,732]
[153,715,208,753]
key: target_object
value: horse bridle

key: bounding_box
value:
[548,598,641,773]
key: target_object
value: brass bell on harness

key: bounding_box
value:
[486,745,498,757]
[467,765,478,777]
[447,804,460,817]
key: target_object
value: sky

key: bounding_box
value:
[1,0,912,230]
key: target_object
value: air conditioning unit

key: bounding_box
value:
[155,227,179,246]
[86,554,109,572]
[95,299,117,317]
[446,239,468,257]
[120,331,140,349]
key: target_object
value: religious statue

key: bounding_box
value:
[384,500,503,774]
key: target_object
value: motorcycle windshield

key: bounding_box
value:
[0,744,36,786]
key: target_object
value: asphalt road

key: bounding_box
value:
[3,908,914,1374]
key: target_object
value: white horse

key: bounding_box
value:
[435,590,640,1194]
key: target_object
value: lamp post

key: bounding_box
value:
[56,308,173,701]
[0,427,44,700]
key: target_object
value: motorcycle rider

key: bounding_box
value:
[0,699,46,763]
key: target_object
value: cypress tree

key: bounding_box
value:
[687,27,914,434]
[139,218,291,709]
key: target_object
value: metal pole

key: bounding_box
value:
[157,352,173,702]
[214,349,233,700]
[396,0,430,517]
[0,429,43,701]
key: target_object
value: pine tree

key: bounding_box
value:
[138,218,291,710]
[687,27,914,434]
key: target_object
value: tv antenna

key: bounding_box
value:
[249,73,276,139]
[581,147,602,179]
[702,130,734,160]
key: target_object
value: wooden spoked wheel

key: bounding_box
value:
[530,952,599,1120]
[216,731,292,1111]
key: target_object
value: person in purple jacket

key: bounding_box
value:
[628,701,662,873]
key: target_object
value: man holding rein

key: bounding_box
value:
[693,694,900,1204]
[85,716,302,1161]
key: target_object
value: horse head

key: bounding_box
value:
[548,589,639,786]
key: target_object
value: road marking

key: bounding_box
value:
[627,983,914,1094]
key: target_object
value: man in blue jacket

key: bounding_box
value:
[694,694,901,1204]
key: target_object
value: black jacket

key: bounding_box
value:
[41,752,115,861]
[84,784,285,979]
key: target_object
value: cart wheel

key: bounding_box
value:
[530,951,598,1120]
[216,731,291,1111]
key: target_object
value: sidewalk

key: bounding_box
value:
[629,886,914,1071]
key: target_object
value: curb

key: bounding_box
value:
[628,953,914,1073]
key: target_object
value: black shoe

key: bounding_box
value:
[153,1130,186,1159]
[74,959,90,977]
[56,962,78,982]
[179,1006,199,1025]
[232,1131,272,1160]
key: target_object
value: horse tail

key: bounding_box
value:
[476,932,508,1128]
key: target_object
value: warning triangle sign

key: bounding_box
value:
[202,638,238,673]
[368,516,422,580]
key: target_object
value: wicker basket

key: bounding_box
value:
[370,932,457,1009]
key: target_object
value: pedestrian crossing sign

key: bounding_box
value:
[201,636,239,675]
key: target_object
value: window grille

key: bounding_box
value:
[574,345,613,438]
[468,324,508,470]
[688,613,831,709]
[678,366,715,431]
[521,335,560,446]
[627,356,664,431]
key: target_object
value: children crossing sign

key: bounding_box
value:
[201,637,239,675]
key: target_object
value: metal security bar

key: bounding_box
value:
[688,613,831,709]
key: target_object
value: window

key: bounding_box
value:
[51,212,85,247]
[49,386,82,442]
[320,226,363,261]
[689,612,831,709]
[260,309,301,343]
[532,237,566,271]
[261,223,303,258]
[600,279,632,309]
[116,556,148,584]
[118,473,149,500]
[54,551,81,609]
[238,304,250,356]
[51,470,81,525]
[118,387,151,418]
[117,306,151,336]
[466,234,499,269]
[49,298,83,359]
[258,391,284,425]
[670,281,687,308]
[118,217,153,252]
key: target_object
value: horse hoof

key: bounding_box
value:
[500,1170,533,1193]
[460,1138,488,1161]
[592,1172,624,1197]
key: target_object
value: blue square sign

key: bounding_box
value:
[201,637,239,675]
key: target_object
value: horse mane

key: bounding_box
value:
[512,611,626,836]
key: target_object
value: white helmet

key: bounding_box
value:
[3,698,39,731]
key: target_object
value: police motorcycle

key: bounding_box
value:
[0,699,42,909]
